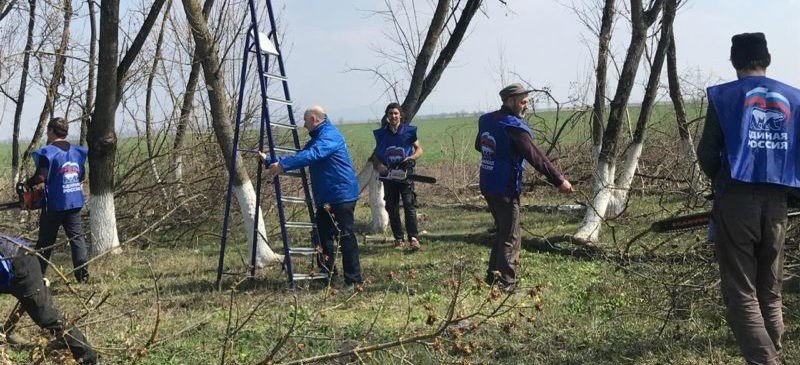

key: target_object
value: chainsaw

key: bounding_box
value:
[378,168,437,184]
[651,191,800,233]
[0,183,42,211]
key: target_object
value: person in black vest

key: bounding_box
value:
[370,103,424,250]
[476,83,573,292]
[26,117,89,283]
[0,235,97,364]
[698,33,798,365]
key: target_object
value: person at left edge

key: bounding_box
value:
[27,117,90,283]
[0,235,97,364]
[259,106,363,290]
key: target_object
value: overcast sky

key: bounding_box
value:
[276,0,800,121]
[3,0,800,139]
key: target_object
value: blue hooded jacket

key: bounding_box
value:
[278,119,359,207]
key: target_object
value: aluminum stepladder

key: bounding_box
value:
[215,0,326,289]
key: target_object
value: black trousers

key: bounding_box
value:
[315,201,362,285]
[483,194,521,287]
[2,254,96,363]
[383,180,419,241]
[36,208,89,281]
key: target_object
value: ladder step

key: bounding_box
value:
[283,170,303,178]
[273,146,299,154]
[281,196,306,204]
[263,72,288,81]
[285,221,315,229]
[266,96,292,105]
[292,273,329,281]
[270,121,297,130]
[288,247,318,255]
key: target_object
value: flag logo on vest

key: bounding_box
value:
[745,86,791,150]
[385,146,406,165]
[479,132,496,171]
[60,161,82,193]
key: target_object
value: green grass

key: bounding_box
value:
[0,190,795,364]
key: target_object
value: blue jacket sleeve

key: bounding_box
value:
[278,132,343,171]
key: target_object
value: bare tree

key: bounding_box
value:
[16,0,72,182]
[79,0,97,147]
[574,0,670,243]
[591,0,616,157]
[9,0,35,185]
[88,0,169,254]
[666,30,704,193]
[358,0,490,231]
[172,0,215,199]
[180,0,282,265]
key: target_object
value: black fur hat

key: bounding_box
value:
[730,32,771,70]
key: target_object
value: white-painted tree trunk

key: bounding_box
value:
[574,159,615,242]
[173,154,186,198]
[88,192,121,254]
[149,159,169,201]
[679,135,704,192]
[357,161,388,233]
[233,182,282,268]
[607,142,643,217]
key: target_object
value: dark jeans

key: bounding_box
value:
[712,185,787,365]
[37,208,89,281]
[483,194,521,287]
[383,180,419,241]
[2,254,96,363]
[315,201,362,285]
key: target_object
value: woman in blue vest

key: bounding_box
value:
[371,103,424,250]
[26,117,89,283]
[698,33,799,365]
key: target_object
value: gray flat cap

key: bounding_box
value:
[499,83,533,100]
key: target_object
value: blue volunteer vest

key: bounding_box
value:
[707,76,800,187]
[373,124,417,167]
[478,111,533,197]
[0,235,28,290]
[32,144,88,211]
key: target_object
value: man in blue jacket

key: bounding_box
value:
[27,117,89,283]
[698,33,798,365]
[260,106,363,289]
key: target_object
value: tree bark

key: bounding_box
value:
[181,0,281,266]
[10,0,35,185]
[88,0,122,254]
[115,0,168,105]
[357,161,388,233]
[145,0,171,201]
[575,0,667,242]
[173,0,215,199]
[18,0,72,181]
[80,0,97,147]
[667,30,704,192]
[591,0,615,150]
[399,0,450,122]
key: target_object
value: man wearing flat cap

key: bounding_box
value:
[698,32,800,365]
[475,83,573,292]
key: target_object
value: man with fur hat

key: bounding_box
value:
[698,32,799,365]
[475,83,573,293]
